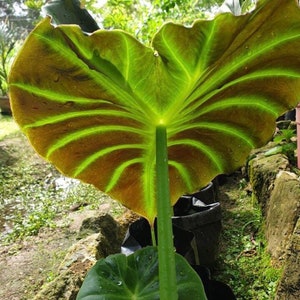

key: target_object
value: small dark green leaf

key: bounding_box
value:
[76,246,207,300]
[43,0,99,32]
[273,129,296,143]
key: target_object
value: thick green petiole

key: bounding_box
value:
[155,125,178,299]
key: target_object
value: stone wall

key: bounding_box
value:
[248,152,300,300]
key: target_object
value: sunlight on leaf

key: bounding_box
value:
[9,0,300,222]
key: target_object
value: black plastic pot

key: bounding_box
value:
[122,181,221,266]
[172,202,222,267]
[190,181,218,205]
[173,180,218,216]
[193,266,236,300]
[121,218,194,257]
[172,181,221,266]
[120,181,234,299]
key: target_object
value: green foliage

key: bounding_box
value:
[220,0,256,15]
[88,0,221,44]
[84,0,255,45]
[0,154,57,241]
[0,21,20,95]
[0,0,23,16]
[273,128,296,144]
[265,129,297,165]
[7,193,57,240]
[2,0,44,38]
[23,0,48,26]
[215,188,282,299]
[24,0,46,10]
[1,170,120,242]
[241,0,256,13]
[1,175,110,242]
[0,127,122,243]
[77,246,207,300]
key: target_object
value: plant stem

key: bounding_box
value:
[156,125,178,299]
[151,225,157,246]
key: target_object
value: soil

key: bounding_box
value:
[0,208,131,300]
[0,228,77,300]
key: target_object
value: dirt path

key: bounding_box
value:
[0,228,77,300]
[0,128,123,299]
[0,193,120,300]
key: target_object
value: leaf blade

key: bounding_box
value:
[9,0,300,221]
[76,246,206,300]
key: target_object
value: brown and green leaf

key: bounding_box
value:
[9,0,300,223]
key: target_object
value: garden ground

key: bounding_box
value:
[0,116,281,299]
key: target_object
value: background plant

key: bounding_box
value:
[0,20,19,96]
[0,123,123,243]
[265,128,297,165]
[0,0,49,96]
[0,0,46,31]
[84,0,255,44]
[88,0,220,44]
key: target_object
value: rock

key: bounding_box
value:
[248,153,290,215]
[275,218,300,300]
[33,234,98,300]
[33,213,123,300]
[78,213,120,248]
[115,209,140,239]
[66,203,112,233]
[248,150,300,299]
[266,171,300,260]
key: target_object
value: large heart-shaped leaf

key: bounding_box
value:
[9,0,300,223]
[76,246,207,300]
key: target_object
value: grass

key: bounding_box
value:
[214,176,282,299]
[0,115,19,140]
[0,116,124,243]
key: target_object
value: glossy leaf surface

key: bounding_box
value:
[9,0,300,222]
[76,246,207,300]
